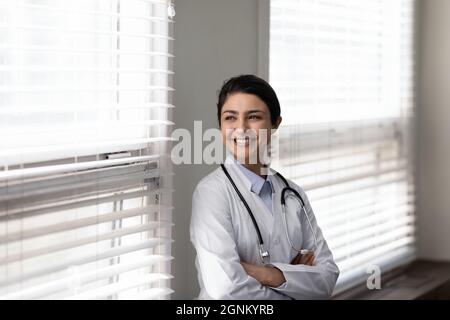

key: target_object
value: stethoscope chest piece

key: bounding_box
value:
[259,245,270,264]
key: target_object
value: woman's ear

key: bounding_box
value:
[273,116,282,130]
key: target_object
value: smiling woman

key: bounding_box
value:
[189,75,339,300]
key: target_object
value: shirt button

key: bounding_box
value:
[273,238,280,245]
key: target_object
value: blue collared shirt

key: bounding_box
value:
[235,161,275,215]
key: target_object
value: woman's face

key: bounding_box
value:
[220,92,281,165]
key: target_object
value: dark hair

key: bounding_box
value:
[216,74,281,126]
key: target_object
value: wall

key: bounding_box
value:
[417,0,450,261]
[172,0,259,299]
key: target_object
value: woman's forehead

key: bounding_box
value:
[222,93,268,112]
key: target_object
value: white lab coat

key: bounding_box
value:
[190,155,339,300]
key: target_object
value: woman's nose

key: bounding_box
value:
[235,117,248,131]
[233,128,245,137]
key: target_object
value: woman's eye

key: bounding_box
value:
[248,115,261,120]
[224,116,236,121]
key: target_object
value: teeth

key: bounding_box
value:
[234,137,249,145]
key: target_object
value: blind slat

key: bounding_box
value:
[332,226,415,261]
[320,195,414,228]
[2,120,174,136]
[302,166,408,191]
[0,1,174,23]
[0,66,174,72]
[0,85,174,93]
[0,155,161,181]
[0,24,174,40]
[123,287,174,300]
[0,167,163,201]
[66,273,173,300]
[0,208,173,243]
[328,214,415,248]
[1,239,173,288]
[1,188,174,219]
[337,238,415,273]
[0,103,175,115]
[1,225,173,264]
[0,47,174,57]
[0,255,172,300]
[1,137,176,166]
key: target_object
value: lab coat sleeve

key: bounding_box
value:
[190,180,291,300]
[269,186,340,300]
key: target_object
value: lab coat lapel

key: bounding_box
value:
[223,157,273,245]
[269,170,286,260]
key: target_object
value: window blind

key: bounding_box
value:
[0,0,175,299]
[269,0,416,293]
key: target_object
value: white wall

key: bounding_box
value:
[417,0,450,261]
[172,0,259,299]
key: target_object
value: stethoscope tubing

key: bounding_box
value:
[220,163,317,261]
[220,164,265,246]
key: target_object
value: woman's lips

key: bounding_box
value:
[233,137,250,146]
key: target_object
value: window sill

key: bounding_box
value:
[332,260,450,300]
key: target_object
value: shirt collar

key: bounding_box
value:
[231,156,275,195]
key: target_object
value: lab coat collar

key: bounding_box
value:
[224,153,275,195]
[236,162,275,195]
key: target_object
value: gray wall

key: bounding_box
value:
[172,0,259,299]
[417,0,450,261]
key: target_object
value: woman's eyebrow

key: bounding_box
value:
[221,109,265,115]
[222,110,238,114]
[247,110,265,114]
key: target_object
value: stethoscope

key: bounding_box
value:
[220,164,318,264]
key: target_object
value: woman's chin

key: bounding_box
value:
[229,147,260,165]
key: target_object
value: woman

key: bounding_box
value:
[190,75,339,300]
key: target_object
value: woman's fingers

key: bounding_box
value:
[291,253,302,264]
[293,254,303,264]
[299,253,310,264]
[291,252,316,265]
[305,254,315,266]
[290,253,299,264]
[299,253,315,266]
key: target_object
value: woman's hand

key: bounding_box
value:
[241,252,315,287]
[240,262,286,287]
[290,252,315,266]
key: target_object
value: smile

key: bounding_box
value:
[233,137,251,146]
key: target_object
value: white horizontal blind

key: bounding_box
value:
[269,0,416,293]
[0,0,175,299]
